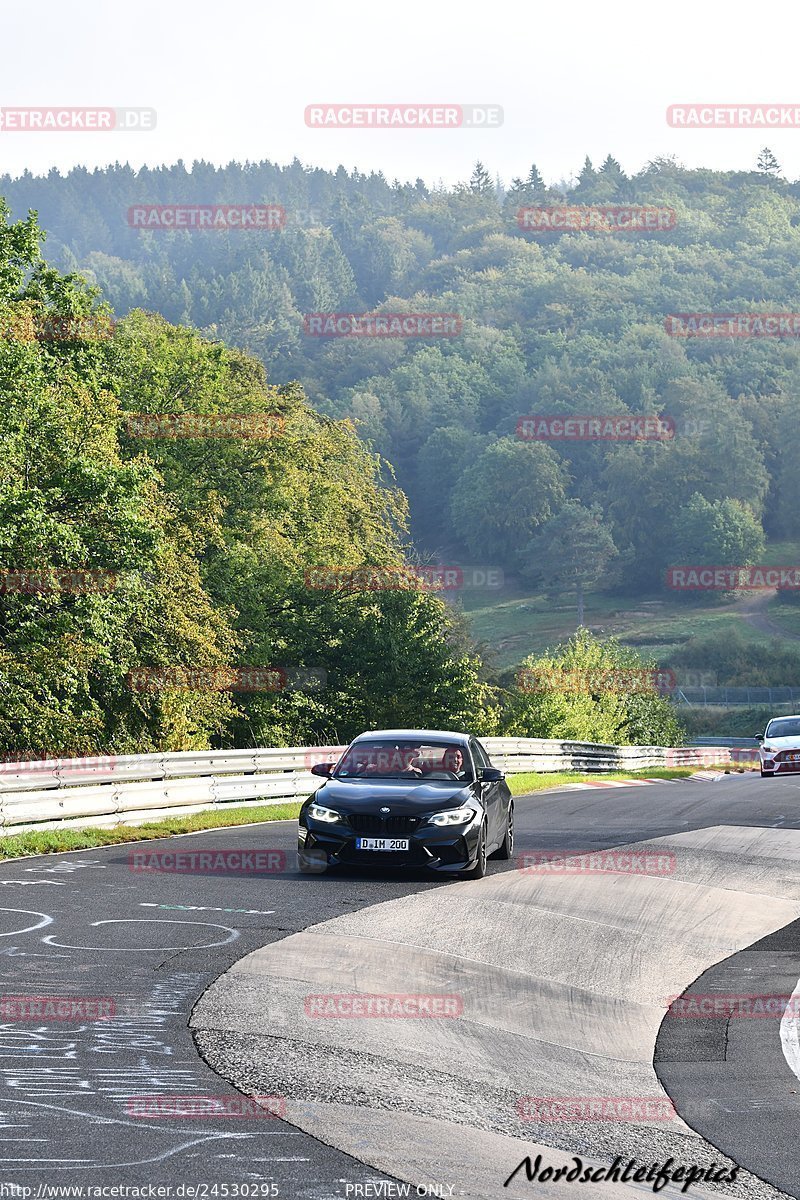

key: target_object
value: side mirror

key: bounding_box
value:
[310,762,334,778]
[479,767,504,782]
[755,734,764,743]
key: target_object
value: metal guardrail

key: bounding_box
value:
[0,739,738,834]
[691,736,759,747]
[677,687,800,708]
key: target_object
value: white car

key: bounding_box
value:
[757,714,800,777]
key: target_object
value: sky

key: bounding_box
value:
[3,0,800,188]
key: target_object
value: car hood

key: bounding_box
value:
[313,778,473,811]
[763,735,800,749]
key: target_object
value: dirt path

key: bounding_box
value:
[730,589,800,641]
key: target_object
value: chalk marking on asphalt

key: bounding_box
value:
[41,919,240,951]
[0,910,53,937]
[0,1097,281,1173]
[780,973,800,1084]
[0,881,65,887]
[23,860,107,874]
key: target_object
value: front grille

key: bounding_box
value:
[348,814,420,835]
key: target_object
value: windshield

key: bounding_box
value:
[765,718,800,739]
[335,740,473,782]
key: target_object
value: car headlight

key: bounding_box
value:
[763,747,774,755]
[308,803,341,823]
[428,807,477,827]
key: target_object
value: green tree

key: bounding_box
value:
[669,493,765,571]
[242,585,499,745]
[757,147,782,176]
[503,630,684,746]
[414,426,483,536]
[571,156,599,200]
[522,500,618,625]
[0,209,235,753]
[525,164,546,194]
[469,162,495,196]
[450,438,567,567]
[0,202,498,754]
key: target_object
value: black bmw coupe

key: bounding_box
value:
[297,729,513,877]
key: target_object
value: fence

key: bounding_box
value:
[677,686,800,708]
[0,740,739,834]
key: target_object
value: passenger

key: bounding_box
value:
[443,747,470,781]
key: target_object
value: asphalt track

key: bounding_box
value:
[0,772,796,1198]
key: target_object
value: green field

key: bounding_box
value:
[463,589,771,671]
[458,542,800,674]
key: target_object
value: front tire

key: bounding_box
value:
[491,802,514,860]
[463,822,487,879]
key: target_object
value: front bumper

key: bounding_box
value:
[761,756,800,774]
[298,811,483,873]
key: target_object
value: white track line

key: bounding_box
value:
[780,974,800,1083]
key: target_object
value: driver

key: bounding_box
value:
[400,746,424,777]
[351,751,377,776]
[443,746,470,781]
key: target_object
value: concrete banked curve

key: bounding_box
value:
[192,825,800,1199]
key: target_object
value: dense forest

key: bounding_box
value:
[0,192,680,753]
[0,202,502,753]
[7,148,800,751]
[3,152,799,599]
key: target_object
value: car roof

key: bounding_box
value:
[767,714,800,723]
[350,729,471,745]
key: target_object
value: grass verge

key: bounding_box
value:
[506,765,734,795]
[0,801,303,861]
[0,764,745,861]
